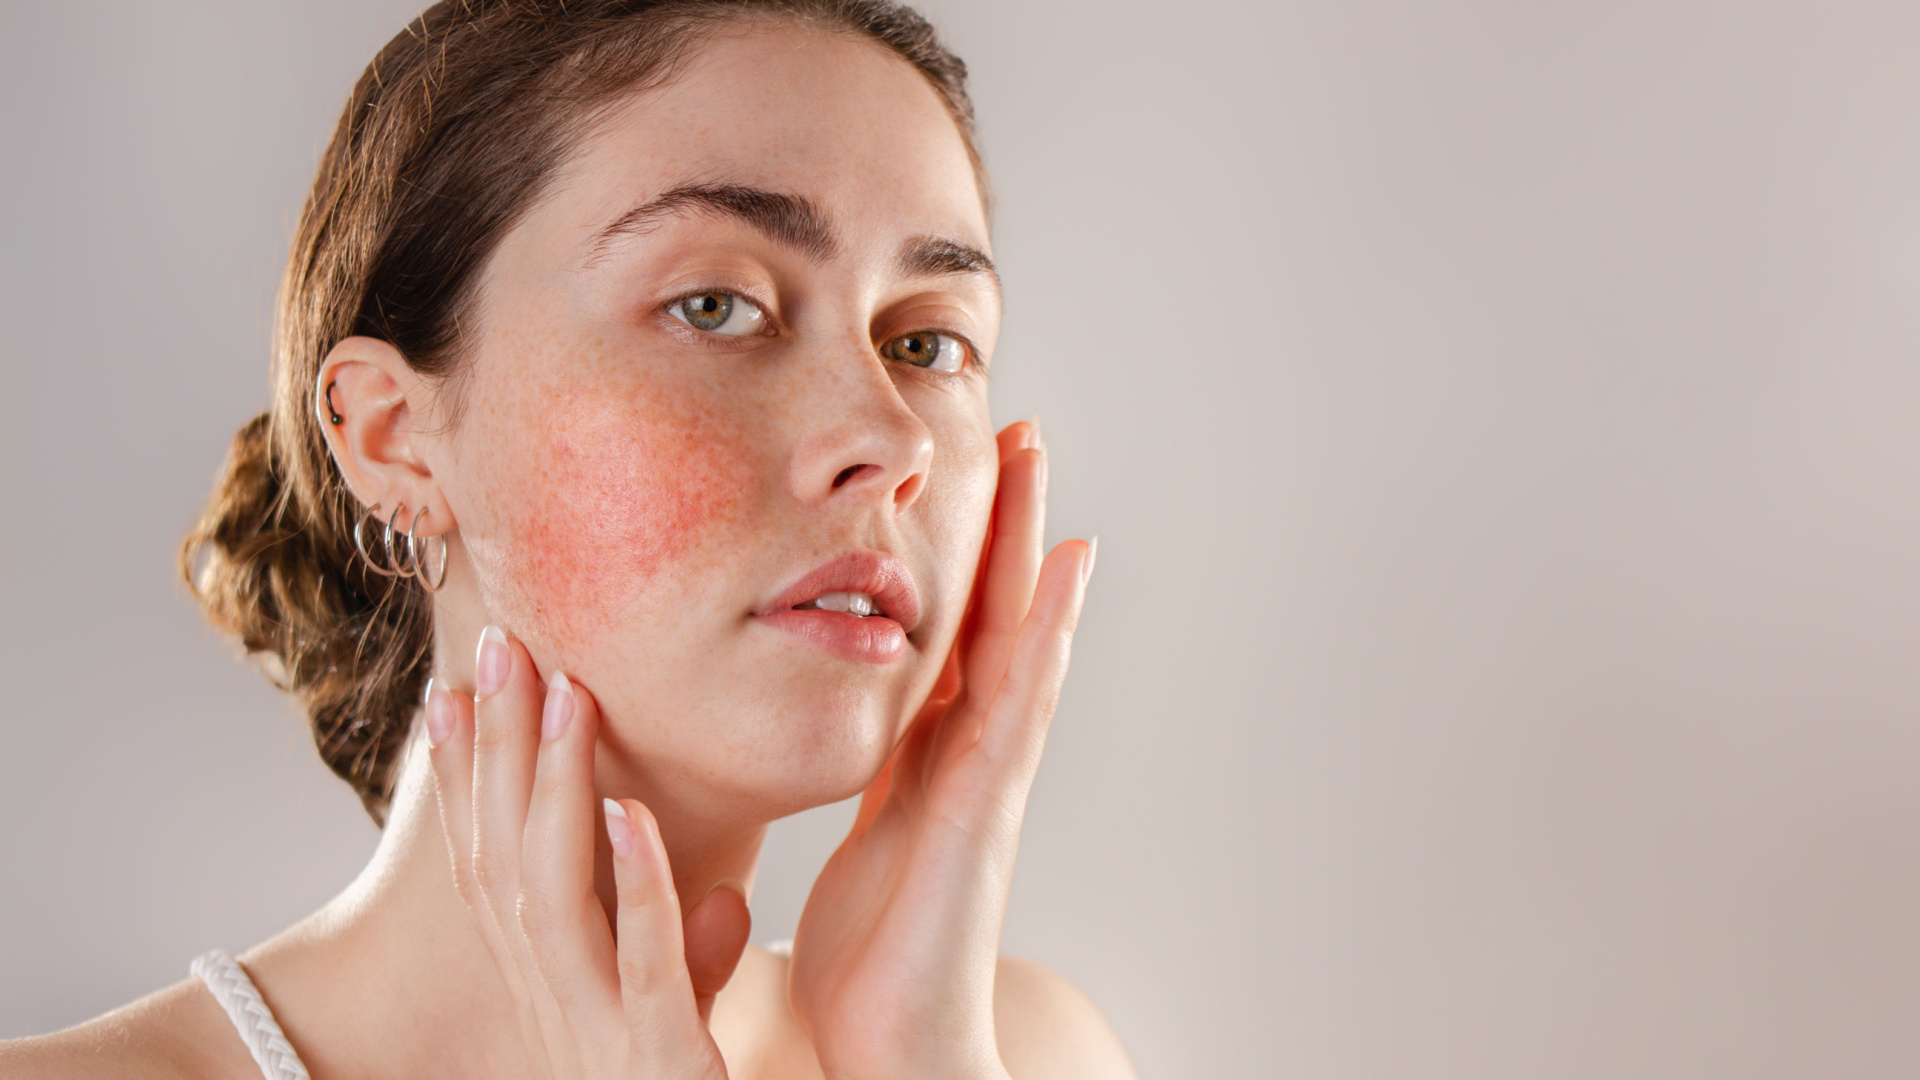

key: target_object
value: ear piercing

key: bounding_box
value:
[353,505,400,577]
[353,503,450,592]
[324,381,344,425]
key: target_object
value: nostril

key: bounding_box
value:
[832,464,868,489]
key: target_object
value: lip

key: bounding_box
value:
[753,550,920,663]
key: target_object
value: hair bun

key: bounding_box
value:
[182,410,428,825]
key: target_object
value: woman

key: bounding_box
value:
[0,1,1133,1077]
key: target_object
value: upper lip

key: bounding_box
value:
[758,550,921,634]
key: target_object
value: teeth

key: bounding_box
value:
[798,592,878,616]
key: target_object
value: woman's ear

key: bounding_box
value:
[316,336,455,536]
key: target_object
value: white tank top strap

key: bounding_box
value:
[190,949,313,1080]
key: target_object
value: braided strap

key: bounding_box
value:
[191,949,313,1080]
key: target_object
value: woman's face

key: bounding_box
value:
[428,23,999,819]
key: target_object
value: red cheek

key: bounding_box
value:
[503,387,750,643]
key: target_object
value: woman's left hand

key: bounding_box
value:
[788,420,1095,1080]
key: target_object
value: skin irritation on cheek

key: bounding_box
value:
[494,377,754,648]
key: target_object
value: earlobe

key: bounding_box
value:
[316,336,457,538]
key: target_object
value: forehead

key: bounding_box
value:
[535,22,988,262]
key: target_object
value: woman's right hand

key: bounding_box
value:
[422,627,743,1080]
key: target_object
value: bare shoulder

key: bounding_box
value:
[0,978,257,1080]
[993,955,1139,1080]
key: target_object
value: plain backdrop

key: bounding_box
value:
[6,1,1920,1076]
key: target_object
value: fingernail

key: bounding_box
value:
[424,678,453,747]
[475,625,509,697]
[1082,536,1099,587]
[1026,413,1043,450]
[604,798,633,858]
[542,672,574,741]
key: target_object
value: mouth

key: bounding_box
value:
[754,551,920,663]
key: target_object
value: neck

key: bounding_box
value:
[249,727,769,1078]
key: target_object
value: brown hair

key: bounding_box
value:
[181,0,983,824]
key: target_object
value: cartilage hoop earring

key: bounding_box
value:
[407,507,449,593]
[354,504,400,577]
[384,503,419,580]
[323,381,344,426]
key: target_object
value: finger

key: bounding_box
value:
[948,421,1037,664]
[471,626,545,928]
[931,442,1046,777]
[968,436,1049,701]
[604,799,706,1051]
[985,418,1042,603]
[975,538,1094,808]
[519,672,620,1018]
[683,883,751,1022]
[429,669,553,1065]
[424,677,477,901]
[996,415,1041,460]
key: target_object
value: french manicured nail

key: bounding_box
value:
[424,678,453,747]
[542,672,574,741]
[604,799,634,858]
[1083,536,1099,587]
[475,625,509,697]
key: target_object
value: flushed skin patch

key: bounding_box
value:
[498,380,753,649]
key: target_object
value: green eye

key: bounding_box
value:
[884,331,966,373]
[669,292,765,336]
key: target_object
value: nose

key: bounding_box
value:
[785,345,935,513]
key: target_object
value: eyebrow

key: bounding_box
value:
[898,235,999,288]
[586,182,839,265]
[583,182,997,290]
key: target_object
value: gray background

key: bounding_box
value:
[5,1,1920,1076]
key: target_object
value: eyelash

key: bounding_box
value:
[660,289,982,374]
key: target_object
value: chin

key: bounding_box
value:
[592,675,909,824]
[735,688,906,817]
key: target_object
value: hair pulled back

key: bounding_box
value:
[182,0,982,824]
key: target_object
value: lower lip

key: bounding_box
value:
[756,609,908,663]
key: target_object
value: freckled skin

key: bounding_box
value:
[421,25,1003,837]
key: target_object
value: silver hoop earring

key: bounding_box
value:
[407,507,449,593]
[384,503,418,580]
[354,505,400,577]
